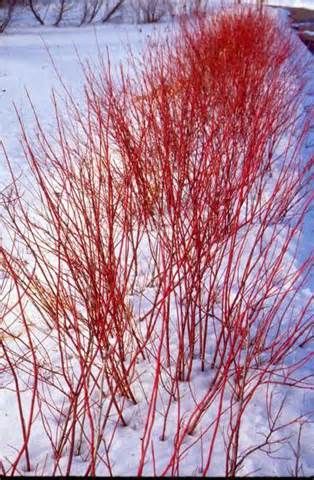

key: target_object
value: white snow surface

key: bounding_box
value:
[0,6,313,478]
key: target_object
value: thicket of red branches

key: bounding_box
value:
[0,5,313,476]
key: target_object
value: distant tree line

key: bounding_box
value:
[0,1,215,32]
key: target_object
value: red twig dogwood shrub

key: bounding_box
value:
[88,4,311,373]
[0,4,313,476]
[85,6,313,475]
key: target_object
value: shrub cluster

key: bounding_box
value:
[0,5,312,476]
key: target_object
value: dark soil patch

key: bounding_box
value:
[268,5,314,53]
[298,31,314,53]
[282,6,314,24]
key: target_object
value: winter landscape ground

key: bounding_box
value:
[0,0,313,477]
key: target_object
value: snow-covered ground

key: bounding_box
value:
[0,4,313,477]
[0,20,170,176]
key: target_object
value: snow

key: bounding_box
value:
[0,4,313,477]
[0,22,168,172]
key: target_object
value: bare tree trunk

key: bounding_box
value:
[0,0,16,33]
[87,0,103,24]
[28,0,44,25]
[132,0,170,24]
[80,0,104,26]
[102,0,124,23]
[54,0,68,27]
[79,0,89,25]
